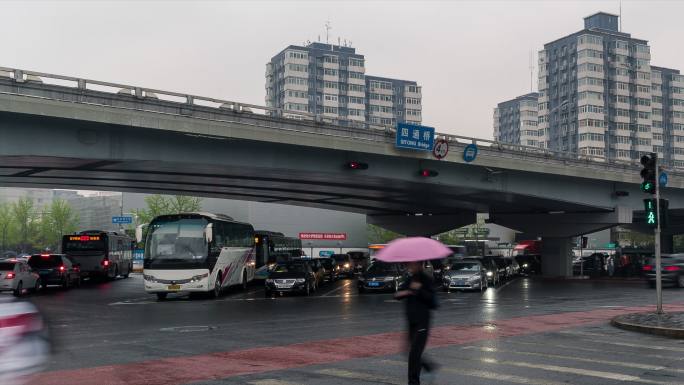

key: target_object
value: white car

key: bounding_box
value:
[0,260,41,296]
[0,298,50,385]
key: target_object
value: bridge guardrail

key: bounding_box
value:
[0,66,679,175]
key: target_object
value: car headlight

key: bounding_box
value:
[265,279,274,284]
[486,271,493,277]
[468,276,480,282]
[190,273,209,283]
[295,278,306,283]
[523,263,529,268]
[143,274,157,282]
[384,276,396,281]
[344,263,350,268]
[358,276,365,281]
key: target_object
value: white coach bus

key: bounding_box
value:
[138,212,256,300]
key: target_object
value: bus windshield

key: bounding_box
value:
[144,218,208,269]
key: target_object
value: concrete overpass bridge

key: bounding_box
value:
[1,66,683,275]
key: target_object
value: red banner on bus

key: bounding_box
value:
[299,233,347,240]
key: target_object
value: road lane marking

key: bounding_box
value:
[249,380,302,385]
[506,340,684,361]
[495,277,518,292]
[462,345,684,373]
[381,359,571,385]
[479,357,678,384]
[315,368,401,384]
[321,281,351,297]
[26,304,684,385]
[559,331,684,352]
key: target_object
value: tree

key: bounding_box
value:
[436,229,464,245]
[39,199,79,251]
[367,224,403,244]
[0,203,16,252]
[133,195,203,224]
[12,197,37,253]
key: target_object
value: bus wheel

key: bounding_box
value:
[156,293,167,301]
[212,275,222,298]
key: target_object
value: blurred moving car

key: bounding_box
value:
[0,298,50,385]
[515,254,541,275]
[357,261,406,293]
[644,254,684,288]
[265,260,317,296]
[442,260,488,292]
[332,254,354,277]
[27,254,81,289]
[0,259,41,297]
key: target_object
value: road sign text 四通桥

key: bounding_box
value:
[395,123,434,151]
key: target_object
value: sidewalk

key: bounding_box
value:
[612,311,684,338]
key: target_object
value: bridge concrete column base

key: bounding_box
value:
[541,237,574,277]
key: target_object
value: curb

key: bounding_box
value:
[611,313,684,339]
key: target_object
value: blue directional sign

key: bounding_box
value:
[463,143,479,162]
[319,250,335,257]
[112,216,133,224]
[660,171,668,187]
[396,123,435,151]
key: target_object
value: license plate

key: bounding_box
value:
[368,282,380,287]
[276,284,291,289]
[167,284,181,291]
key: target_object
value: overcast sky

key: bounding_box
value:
[3,0,684,138]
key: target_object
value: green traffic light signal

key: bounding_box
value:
[641,181,655,194]
[644,198,658,227]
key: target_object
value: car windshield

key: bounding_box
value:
[28,255,62,268]
[318,259,333,268]
[144,217,208,269]
[333,255,348,262]
[0,262,15,271]
[273,263,306,273]
[451,262,480,272]
[366,263,396,274]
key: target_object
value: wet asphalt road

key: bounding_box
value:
[13,274,684,384]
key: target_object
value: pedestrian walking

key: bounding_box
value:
[395,261,438,385]
[374,237,450,385]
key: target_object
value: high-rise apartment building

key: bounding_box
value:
[493,93,539,146]
[494,12,684,167]
[265,42,421,127]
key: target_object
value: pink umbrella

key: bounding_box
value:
[375,237,452,263]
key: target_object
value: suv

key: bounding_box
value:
[0,259,41,296]
[28,254,81,289]
[265,260,317,296]
[332,254,353,277]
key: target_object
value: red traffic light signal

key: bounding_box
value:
[346,161,368,170]
[419,169,438,177]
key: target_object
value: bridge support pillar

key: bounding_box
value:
[541,237,574,277]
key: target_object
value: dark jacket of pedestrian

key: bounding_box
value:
[399,270,437,326]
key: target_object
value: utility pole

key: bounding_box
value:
[655,155,663,314]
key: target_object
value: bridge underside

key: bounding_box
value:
[0,111,621,235]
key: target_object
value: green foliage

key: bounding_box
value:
[0,197,79,253]
[435,229,463,245]
[367,224,403,244]
[133,195,203,225]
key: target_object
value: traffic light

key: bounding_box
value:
[644,198,670,228]
[419,169,439,177]
[640,153,657,194]
[346,161,368,170]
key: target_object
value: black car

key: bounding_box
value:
[357,262,406,293]
[265,261,317,296]
[332,254,354,277]
[27,254,81,289]
[573,253,607,276]
[316,257,338,282]
[644,254,684,288]
[515,254,541,275]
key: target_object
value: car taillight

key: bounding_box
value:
[4,272,15,279]
[643,265,653,271]
[59,265,65,272]
[664,266,681,272]
[102,259,110,267]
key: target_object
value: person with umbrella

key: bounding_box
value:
[377,237,449,385]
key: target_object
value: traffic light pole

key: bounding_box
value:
[655,156,663,314]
